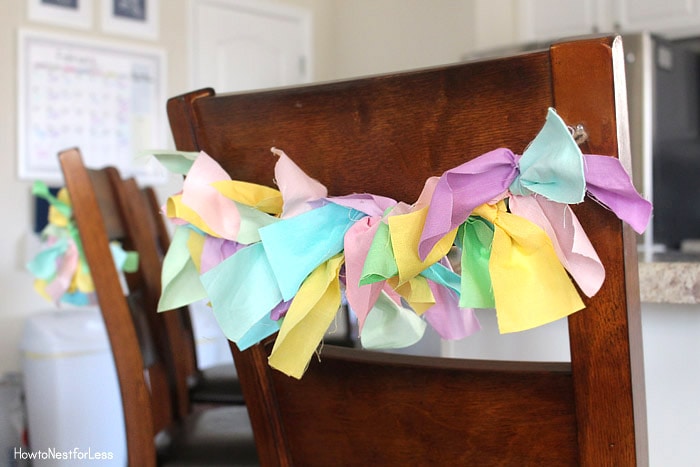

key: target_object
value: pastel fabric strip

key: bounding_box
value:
[343,217,385,331]
[359,291,427,350]
[259,202,362,301]
[268,254,345,378]
[419,148,518,259]
[272,147,328,218]
[473,201,585,333]
[457,217,495,309]
[509,195,605,297]
[200,242,282,350]
[180,151,242,240]
[419,108,587,259]
[583,154,653,234]
[158,226,208,312]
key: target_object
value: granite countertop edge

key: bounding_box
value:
[638,261,700,304]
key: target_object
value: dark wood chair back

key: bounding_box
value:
[141,186,246,406]
[166,35,647,466]
[59,150,178,465]
[58,149,257,465]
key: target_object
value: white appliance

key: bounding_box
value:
[19,303,234,467]
[21,308,126,466]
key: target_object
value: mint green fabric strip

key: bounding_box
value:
[359,221,398,286]
[149,150,199,175]
[360,291,426,349]
[158,226,208,312]
[200,242,282,349]
[26,239,69,280]
[235,201,280,245]
[458,217,495,309]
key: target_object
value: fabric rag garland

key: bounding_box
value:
[153,108,652,379]
[27,181,139,306]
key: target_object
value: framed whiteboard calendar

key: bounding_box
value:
[17,29,168,183]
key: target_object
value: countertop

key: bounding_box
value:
[639,257,700,304]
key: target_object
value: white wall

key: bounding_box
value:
[329,0,474,79]
[0,1,46,376]
[473,0,520,50]
[282,0,476,81]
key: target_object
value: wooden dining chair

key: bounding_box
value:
[166,35,648,466]
[142,186,245,406]
[58,148,258,466]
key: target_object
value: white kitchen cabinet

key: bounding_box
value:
[520,0,700,42]
[615,0,700,37]
[518,0,612,42]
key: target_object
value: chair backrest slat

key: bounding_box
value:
[59,149,185,466]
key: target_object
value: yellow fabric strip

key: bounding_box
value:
[388,275,435,315]
[48,188,71,228]
[388,206,457,284]
[473,201,584,333]
[268,253,345,379]
[186,229,206,273]
[33,279,51,302]
[75,261,94,293]
[210,180,283,215]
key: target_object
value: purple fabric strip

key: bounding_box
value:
[200,236,245,274]
[326,193,397,217]
[270,299,292,321]
[419,148,519,259]
[583,155,652,234]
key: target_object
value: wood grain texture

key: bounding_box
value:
[59,149,160,466]
[169,35,647,466]
[59,149,257,466]
[142,186,245,406]
[551,35,648,466]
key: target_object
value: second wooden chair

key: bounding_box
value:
[142,186,245,406]
[59,148,258,466]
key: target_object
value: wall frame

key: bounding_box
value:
[27,0,93,29]
[17,29,168,184]
[100,0,159,40]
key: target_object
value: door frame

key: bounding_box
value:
[188,0,313,90]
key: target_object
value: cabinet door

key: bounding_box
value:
[519,0,600,42]
[615,0,700,37]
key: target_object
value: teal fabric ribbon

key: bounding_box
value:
[200,242,282,350]
[509,108,586,203]
[259,202,364,301]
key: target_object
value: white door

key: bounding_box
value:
[191,0,312,92]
